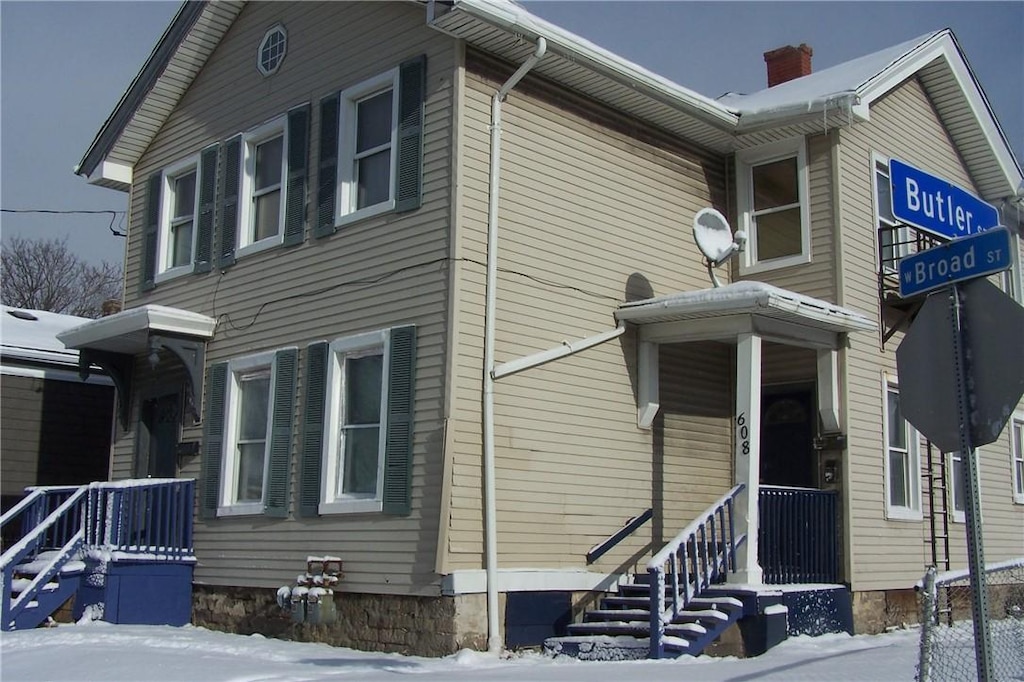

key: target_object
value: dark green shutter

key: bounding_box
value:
[395,55,426,213]
[298,342,329,517]
[283,105,310,247]
[140,172,161,292]
[194,144,218,273]
[383,326,416,515]
[265,348,298,517]
[217,135,242,268]
[314,94,339,238]
[201,362,229,520]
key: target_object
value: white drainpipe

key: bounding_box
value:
[483,36,547,654]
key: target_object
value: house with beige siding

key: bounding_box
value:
[35,0,1023,658]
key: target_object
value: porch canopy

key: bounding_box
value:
[57,305,216,429]
[615,281,876,584]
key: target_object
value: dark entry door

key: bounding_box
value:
[757,386,839,583]
[138,393,180,478]
[759,388,815,488]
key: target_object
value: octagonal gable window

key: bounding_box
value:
[257,24,287,77]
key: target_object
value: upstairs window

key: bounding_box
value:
[158,160,199,278]
[149,150,215,286]
[338,70,400,220]
[874,157,912,272]
[238,119,288,256]
[737,138,810,273]
[313,56,426,237]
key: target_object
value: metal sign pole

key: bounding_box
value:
[950,283,993,681]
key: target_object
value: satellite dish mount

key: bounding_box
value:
[692,208,746,288]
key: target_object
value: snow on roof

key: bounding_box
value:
[719,31,940,119]
[0,305,91,367]
[617,281,876,333]
[453,0,733,119]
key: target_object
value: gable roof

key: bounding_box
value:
[77,1,1021,208]
[720,29,1021,207]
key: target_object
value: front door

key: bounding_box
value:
[757,385,839,583]
[759,387,816,488]
[137,392,181,478]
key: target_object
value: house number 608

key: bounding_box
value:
[736,412,750,455]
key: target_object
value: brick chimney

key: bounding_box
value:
[101,299,123,316]
[764,44,813,87]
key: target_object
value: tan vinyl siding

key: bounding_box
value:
[838,78,1024,591]
[117,2,455,594]
[761,343,816,387]
[445,53,731,572]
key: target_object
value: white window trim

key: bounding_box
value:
[950,450,965,523]
[882,374,922,521]
[1003,230,1023,305]
[871,153,913,274]
[335,68,399,226]
[319,329,391,515]
[1012,412,1024,505]
[237,117,287,258]
[218,349,278,517]
[155,154,200,283]
[736,137,811,274]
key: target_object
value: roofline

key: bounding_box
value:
[441,0,739,130]
[857,29,1022,193]
[75,1,206,181]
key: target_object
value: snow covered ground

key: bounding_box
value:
[1,622,921,681]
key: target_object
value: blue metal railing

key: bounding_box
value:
[84,479,195,559]
[586,508,653,564]
[646,484,746,659]
[1,479,195,630]
[758,485,838,584]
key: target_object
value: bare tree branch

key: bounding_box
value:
[1,236,123,318]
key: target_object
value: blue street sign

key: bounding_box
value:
[898,226,1012,298]
[890,158,1000,240]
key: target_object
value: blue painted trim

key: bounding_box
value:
[586,508,653,564]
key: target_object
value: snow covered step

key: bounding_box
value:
[544,635,653,661]
[10,578,60,596]
[599,595,650,608]
[568,620,649,636]
[584,608,650,622]
[688,595,743,609]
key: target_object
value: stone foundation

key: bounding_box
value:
[192,585,488,657]
[852,588,921,633]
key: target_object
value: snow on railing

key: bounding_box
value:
[1,479,196,630]
[646,483,746,659]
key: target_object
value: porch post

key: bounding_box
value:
[734,333,763,584]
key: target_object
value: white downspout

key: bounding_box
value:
[483,36,547,654]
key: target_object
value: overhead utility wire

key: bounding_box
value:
[2,208,127,237]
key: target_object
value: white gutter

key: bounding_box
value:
[492,324,625,380]
[482,35,547,654]
[448,0,736,129]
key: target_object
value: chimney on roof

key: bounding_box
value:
[764,44,813,87]
[101,299,122,316]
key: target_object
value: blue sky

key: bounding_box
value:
[2,1,1021,267]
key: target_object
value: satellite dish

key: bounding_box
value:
[692,208,746,288]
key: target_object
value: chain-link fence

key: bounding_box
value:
[917,559,1024,681]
